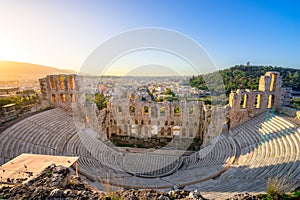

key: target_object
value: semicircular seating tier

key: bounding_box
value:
[0,108,299,198]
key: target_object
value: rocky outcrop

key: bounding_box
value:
[0,164,105,199]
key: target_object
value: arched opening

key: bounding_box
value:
[174,106,180,116]
[240,94,248,109]
[58,75,65,90]
[68,76,75,90]
[160,128,165,136]
[268,94,275,108]
[70,93,75,102]
[51,94,57,102]
[254,94,261,108]
[167,127,172,136]
[106,127,109,138]
[60,94,66,103]
[270,74,278,91]
[129,106,135,114]
[50,76,56,90]
[144,106,149,115]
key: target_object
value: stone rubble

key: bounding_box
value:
[0,164,263,200]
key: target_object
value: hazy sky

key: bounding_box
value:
[0,0,299,73]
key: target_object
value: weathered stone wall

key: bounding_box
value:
[228,71,284,128]
[39,74,78,113]
[102,94,206,140]
[39,71,292,146]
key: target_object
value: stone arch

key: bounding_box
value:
[70,93,75,102]
[167,127,172,136]
[240,94,248,109]
[58,75,65,90]
[160,127,165,136]
[174,105,180,116]
[254,94,261,108]
[50,76,56,90]
[268,94,275,108]
[129,106,135,114]
[144,106,149,115]
[68,76,75,90]
[270,73,278,91]
[51,94,57,102]
[60,94,66,103]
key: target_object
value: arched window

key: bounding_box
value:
[129,106,135,114]
[254,94,261,108]
[58,75,65,90]
[167,127,172,136]
[60,94,66,102]
[144,106,149,114]
[268,94,275,108]
[68,76,75,90]
[51,94,57,102]
[174,106,180,116]
[160,128,165,136]
[270,74,278,91]
[50,76,56,90]
[240,94,248,109]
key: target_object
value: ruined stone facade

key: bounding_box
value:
[102,96,207,140]
[39,74,78,112]
[39,71,292,145]
[228,71,284,128]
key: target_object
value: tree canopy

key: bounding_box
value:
[190,65,300,95]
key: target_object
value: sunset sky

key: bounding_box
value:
[0,0,299,74]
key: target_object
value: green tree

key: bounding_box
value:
[94,93,107,110]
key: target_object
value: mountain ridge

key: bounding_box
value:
[0,61,77,81]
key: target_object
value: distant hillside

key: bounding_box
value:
[190,65,300,94]
[0,61,76,81]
